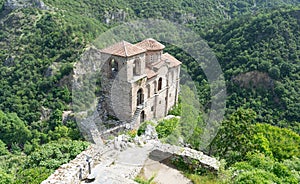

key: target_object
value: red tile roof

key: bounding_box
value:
[151,60,166,70]
[100,41,146,57]
[162,53,182,67]
[145,67,157,79]
[135,38,165,51]
[100,39,181,72]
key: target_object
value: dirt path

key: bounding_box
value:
[141,158,192,184]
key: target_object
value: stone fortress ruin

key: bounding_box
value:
[99,38,181,128]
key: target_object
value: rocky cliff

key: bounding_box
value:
[4,0,48,10]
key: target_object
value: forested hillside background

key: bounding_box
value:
[0,0,299,183]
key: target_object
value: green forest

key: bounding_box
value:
[0,0,299,183]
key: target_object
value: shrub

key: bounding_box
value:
[127,129,137,139]
[137,121,155,136]
[156,118,179,139]
[168,103,181,116]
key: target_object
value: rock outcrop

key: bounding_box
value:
[232,70,274,89]
[4,0,49,10]
[104,9,127,24]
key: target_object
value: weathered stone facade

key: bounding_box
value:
[99,38,181,128]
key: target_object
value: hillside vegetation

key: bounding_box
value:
[0,0,299,183]
[204,8,300,130]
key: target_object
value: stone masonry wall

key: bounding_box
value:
[41,144,101,184]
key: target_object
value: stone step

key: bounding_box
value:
[128,107,144,126]
[90,129,104,145]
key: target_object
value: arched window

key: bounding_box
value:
[158,78,162,91]
[137,88,144,106]
[133,59,141,76]
[110,59,118,72]
[109,59,118,78]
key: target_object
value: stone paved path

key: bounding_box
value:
[86,143,154,184]
[86,142,193,184]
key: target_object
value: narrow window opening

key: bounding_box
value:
[147,84,151,98]
[158,78,162,91]
[133,59,141,76]
[109,59,118,78]
[133,62,136,76]
[111,59,118,72]
[140,111,145,123]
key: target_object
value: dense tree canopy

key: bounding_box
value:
[0,111,31,148]
[231,153,299,184]
[204,8,300,131]
[210,107,300,163]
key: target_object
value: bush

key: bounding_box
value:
[0,170,13,184]
[27,139,89,170]
[231,153,299,184]
[253,123,300,161]
[0,140,9,156]
[137,121,155,136]
[127,129,137,139]
[168,102,181,116]
[15,167,51,184]
[156,118,179,139]
[0,111,32,148]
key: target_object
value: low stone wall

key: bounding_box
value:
[41,144,101,184]
[155,143,220,171]
[100,123,129,139]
